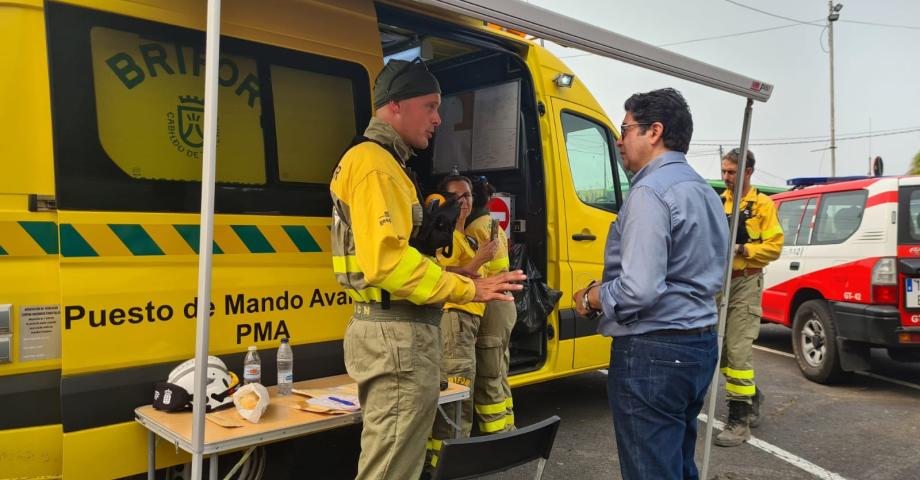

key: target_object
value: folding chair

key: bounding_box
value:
[431,415,561,480]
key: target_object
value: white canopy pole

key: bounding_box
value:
[701,98,755,480]
[190,0,222,478]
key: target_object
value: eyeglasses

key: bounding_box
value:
[619,123,651,134]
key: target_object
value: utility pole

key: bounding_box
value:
[828,2,843,176]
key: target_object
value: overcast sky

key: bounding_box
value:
[529,0,920,186]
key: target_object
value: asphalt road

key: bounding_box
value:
[481,324,920,480]
[199,324,920,479]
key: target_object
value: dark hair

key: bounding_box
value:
[471,176,496,209]
[722,148,756,170]
[437,175,472,194]
[623,88,693,154]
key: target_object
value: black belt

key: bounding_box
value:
[643,325,715,337]
[353,302,442,326]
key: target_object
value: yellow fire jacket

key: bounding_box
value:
[330,119,475,305]
[465,213,510,275]
[438,230,486,317]
[722,187,784,271]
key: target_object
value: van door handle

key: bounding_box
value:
[790,262,800,270]
[572,233,596,241]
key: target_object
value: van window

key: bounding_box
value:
[561,112,622,212]
[272,65,357,183]
[813,191,868,244]
[91,26,266,185]
[777,199,807,246]
[909,192,920,239]
[898,186,920,244]
[796,198,817,246]
[46,3,371,216]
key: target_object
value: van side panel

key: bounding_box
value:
[0,0,55,196]
[0,2,63,478]
[63,423,188,479]
[40,1,381,477]
[0,425,62,478]
[2,1,629,477]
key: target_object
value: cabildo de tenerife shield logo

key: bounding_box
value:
[177,95,204,148]
[166,95,211,157]
[176,97,204,148]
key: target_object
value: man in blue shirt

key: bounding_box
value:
[574,88,728,480]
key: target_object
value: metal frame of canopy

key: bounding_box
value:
[189,0,221,477]
[187,0,770,477]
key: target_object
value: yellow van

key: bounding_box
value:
[0,0,771,477]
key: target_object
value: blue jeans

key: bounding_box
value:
[607,329,718,480]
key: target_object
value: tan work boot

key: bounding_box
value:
[715,401,752,447]
[749,387,765,428]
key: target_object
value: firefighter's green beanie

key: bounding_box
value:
[374,58,441,109]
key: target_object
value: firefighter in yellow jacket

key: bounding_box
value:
[716,148,783,447]
[428,174,496,468]
[466,177,516,434]
[330,58,525,480]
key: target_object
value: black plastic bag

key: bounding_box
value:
[509,244,562,335]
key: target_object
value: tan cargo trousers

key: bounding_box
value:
[475,299,516,433]
[431,309,481,442]
[344,303,442,480]
[719,272,763,404]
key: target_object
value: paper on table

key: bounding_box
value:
[292,383,359,402]
[206,409,246,428]
[305,395,360,412]
[293,401,349,415]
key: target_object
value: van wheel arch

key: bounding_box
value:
[788,288,824,324]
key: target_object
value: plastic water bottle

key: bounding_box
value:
[243,345,261,385]
[276,338,293,395]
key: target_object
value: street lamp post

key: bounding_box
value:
[828,1,843,176]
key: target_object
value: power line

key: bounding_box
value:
[657,22,815,48]
[557,20,819,58]
[753,168,787,183]
[724,0,920,31]
[842,19,920,31]
[557,2,920,59]
[723,0,823,27]
[694,125,920,143]
[691,127,920,147]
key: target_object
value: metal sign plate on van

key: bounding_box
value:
[19,305,61,361]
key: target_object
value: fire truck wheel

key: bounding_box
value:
[792,300,846,384]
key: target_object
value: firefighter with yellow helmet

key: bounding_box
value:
[330,58,525,480]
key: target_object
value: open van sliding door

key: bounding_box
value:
[550,98,626,369]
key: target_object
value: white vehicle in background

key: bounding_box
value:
[762,175,920,383]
